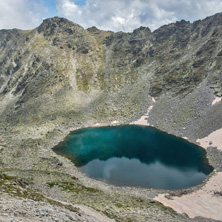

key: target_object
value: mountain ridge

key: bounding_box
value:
[0,12,222,133]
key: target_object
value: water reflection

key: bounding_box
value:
[79,157,206,189]
[54,125,213,190]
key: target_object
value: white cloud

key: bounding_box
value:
[56,0,222,32]
[0,0,49,30]
[56,0,82,24]
[57,0,82,17]
[0,0,222,32]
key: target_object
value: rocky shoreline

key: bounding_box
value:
[133,98,222,221]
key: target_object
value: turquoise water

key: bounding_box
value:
[53,125,213,190]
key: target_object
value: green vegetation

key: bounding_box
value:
[47,181,100,194]
[0,173,44,201]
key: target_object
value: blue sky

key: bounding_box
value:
[74,0,86,6]
[0,0,222,32]
[41,0,58,17]
[30,0,86,18]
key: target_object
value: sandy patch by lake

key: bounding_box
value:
[212,96,222,105]
[197,128,222,151]
[132,107,222,221]
[131,98,156,126]
[154,172,222,221]
[154,128,222,221]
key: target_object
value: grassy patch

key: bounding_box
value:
[115,202,124,208]
[46,181,100,194]
[0,173,81,214]
[22,29,34,34]
[0,173,44,201]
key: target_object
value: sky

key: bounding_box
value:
[0,0,222,32]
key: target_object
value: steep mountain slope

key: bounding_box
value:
[0,14,222,222]
[0,15,221,133]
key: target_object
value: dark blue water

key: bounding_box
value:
[53,125,213,190]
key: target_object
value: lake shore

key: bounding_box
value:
[131,108,222,221]
[0,95,221,222]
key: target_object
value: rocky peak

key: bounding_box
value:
[37,16,84,37]
[87,26,101,34]
[132,26,151,35]
[130,26,152,42]
[153,20,191,45]
[175,19,190,27]
[87,26,112,42]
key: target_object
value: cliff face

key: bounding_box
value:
[0,14,222,135]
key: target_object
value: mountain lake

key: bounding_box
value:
[53,125,213,190]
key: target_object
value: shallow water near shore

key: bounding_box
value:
[53,125,213,190]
